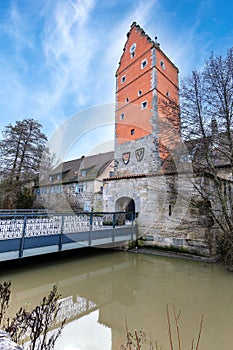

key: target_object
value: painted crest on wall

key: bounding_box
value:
[135,148,145,162]
[122,152,130,165]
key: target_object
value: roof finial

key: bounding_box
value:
[154,36,160,47]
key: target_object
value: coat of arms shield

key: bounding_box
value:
[122,152,130,164]
[135,148,145,162]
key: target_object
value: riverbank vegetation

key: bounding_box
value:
[121,302,204,350]
[0,281,66,349]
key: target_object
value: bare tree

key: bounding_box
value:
[0,281,66,350]
[180,48,233,265]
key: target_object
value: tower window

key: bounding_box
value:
[141,101,148,110]
[130,129,135,135]
[121,75,126,83]
[138,90,142,96]
[160,60,165,70]
[120,113,125,120]
[141,59,148,69]
[166,91,170,98]
[169,204,172,216]
[130,43,136,58]
[125,97,129,103]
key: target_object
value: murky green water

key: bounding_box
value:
[1,249,233,349]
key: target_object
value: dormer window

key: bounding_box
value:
[121,75,126,83]
[141,59,148,69]
[129,43,136,58]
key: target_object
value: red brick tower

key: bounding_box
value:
[114,22,179,175]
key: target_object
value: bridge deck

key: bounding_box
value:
[0,211,137,262]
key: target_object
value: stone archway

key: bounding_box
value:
[115,197,135,213]
[115,196,135,221]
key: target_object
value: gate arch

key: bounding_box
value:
[115,197,135,214]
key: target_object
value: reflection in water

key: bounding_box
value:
[1,249,233,349]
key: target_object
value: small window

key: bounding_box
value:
[141,101,148,110]
[131,129,135,135]
[169,204,172,216]
[120,113,125,120]
[80,170,86,177]
[125,97,129,103]
[141,59,148,69]
[75,184,85,193]
[160,60,165,70]
[40,187,47,194]
[166,91,170,98]
[50,186,62,194]
[129,43,136,59]
[121,75,126,83]
[138,90,142,96]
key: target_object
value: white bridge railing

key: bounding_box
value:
[0,211,136,240]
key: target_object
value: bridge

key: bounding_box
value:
[0,210,137,262]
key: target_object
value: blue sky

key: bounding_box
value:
[1,0,233,160]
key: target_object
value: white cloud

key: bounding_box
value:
[89,0,159,105]
[41,0,97,110]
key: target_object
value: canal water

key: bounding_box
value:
[1,248,233,349]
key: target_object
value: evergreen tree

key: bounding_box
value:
[0,118,49,209]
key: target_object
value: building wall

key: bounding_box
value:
[93,160,115,193]
[103,174,217,257]
[114,23,179,176]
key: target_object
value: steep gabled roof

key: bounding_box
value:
[43,151,114,185]
[78,151,114,181]
[116,22,178,75]
[116,22,155,76]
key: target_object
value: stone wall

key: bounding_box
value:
[114,133,160,176]
[37,184,103,212]
[103,172,217,257]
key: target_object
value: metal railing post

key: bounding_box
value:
[132,212,136,226]
[19,215,27,258]
[112,213,116,243]
[131,212,134,241]
[89,213,93,246]
[59,214,64,251]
